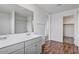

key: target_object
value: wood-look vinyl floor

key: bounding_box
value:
[42,40,78,54]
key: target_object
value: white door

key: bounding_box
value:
[50,13,63,42]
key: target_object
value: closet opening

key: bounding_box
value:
[63,15,74,44]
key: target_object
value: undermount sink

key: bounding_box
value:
[0,36,7,40]
[26,32,41,39]
[26,33,31,36]
[26,32,35,36]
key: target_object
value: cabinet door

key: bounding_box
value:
[25,46,29,54]
[25,44,36,54]
[10,49,24,54]
[25,41,42,54]
[35,41,42,54]
[0,42,24,54]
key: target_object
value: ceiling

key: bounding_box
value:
[35,4,79,14]
[0,4,33,17]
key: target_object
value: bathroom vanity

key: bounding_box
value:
[0,33,45,54]
[0,5,45,54]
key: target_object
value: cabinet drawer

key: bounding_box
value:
[0,42,24,54]
[25,37,42,47]
[11,48,24,54]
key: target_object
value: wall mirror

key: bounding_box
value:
[0,4,34,35]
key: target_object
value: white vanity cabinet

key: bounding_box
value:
[0,36,43,54]
[25,37,42,54]
[0,42,24,54]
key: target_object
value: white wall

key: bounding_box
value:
[45,19,49,36]
[74,8,79,46]
[19,4,48,35]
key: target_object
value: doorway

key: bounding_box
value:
[63,15,74,44]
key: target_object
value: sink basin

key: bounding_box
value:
[0,36,7,40]
[26,32,41,39]
[26,33,31,36]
